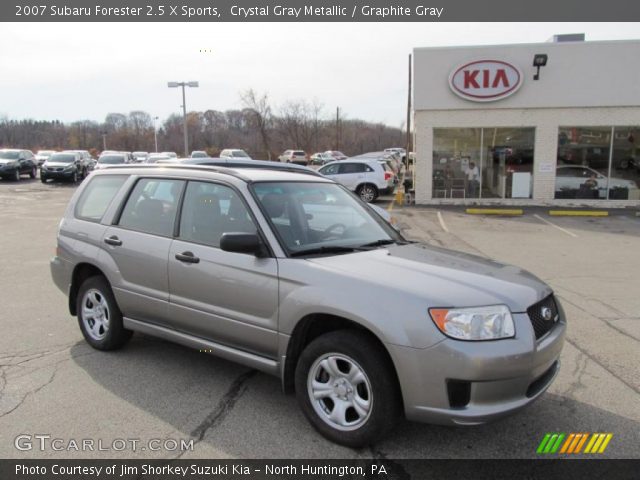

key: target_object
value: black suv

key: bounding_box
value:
[41,152,87,183]
[0,149,37,181]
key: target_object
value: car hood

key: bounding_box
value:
[0,159,17,165]
[44,162,74,167]
[307,243,551,312]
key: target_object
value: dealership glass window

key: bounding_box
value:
[610,127,640,200]
[433,128,482,198]
[432,127,534,199]
[556,127,640,200]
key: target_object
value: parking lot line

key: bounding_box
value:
[437,210,449,232]
[533,213,578,238]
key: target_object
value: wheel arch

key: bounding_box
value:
[282,313,403,405]
[69,263,108,315]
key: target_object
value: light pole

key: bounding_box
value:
[153,116,159,153]
[101,131,107,151]
[167,81,199,157]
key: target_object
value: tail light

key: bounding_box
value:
[384,172,392,181]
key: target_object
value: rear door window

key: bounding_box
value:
[339,163,366,174]
[74,175,128,222]
[118,178,185,236]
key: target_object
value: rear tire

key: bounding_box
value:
[295,330,401,448]
[76,276,132,351]
[357,184,378,203]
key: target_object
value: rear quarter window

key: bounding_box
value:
[74,175,128,222]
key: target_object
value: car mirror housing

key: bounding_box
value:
[220,233,266,257]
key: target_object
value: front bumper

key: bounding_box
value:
[41,169,75,179]
[388,311,566,425]
[0,165,18,176]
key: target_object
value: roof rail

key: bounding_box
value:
[100,163,251,182]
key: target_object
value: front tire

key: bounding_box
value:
[14,169,20,181]
[76,276,132,350]
[29,167,36,179]
[295,330,401,448]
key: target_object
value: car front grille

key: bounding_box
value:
[527,294,560,340]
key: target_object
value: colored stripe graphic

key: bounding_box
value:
[574,433,588,453]
[539,433,613,454]
[537,433,552,454]
[560,434,574,454]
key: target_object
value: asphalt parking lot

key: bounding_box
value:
[0,177,638,459]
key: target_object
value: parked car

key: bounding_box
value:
[0,149,37,181]
[146,153,174,164]
[50,164,565,447]
[555,165,638,199]
[132,152,149,163]
[384,147,407,162]
[220,149,252,160]
[190,151,208,159]
[318,159,394,202]
[309,152,335,166]
[279,150,307,165]
[160,151,178,159]
[95,153,128,170]
[35,150,56,167]
[41,151,86,183]
[63,150,94,173]
[324,150,348,161]
[353,152,402,175]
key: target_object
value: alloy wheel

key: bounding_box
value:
[81,289,110,341]
[307,353,373,431]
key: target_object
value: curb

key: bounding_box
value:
[465,208,523,215]
[548,210,609,217]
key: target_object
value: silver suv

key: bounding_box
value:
[50,165,565,447]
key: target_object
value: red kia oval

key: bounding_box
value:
[449,60,523,102]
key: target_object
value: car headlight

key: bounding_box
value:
[429,305,515,341]
[8,161,18,167]
[64,165,74,171]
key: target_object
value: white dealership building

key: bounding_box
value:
[412,37,640,206]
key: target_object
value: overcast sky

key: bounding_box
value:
[1,22,638,126]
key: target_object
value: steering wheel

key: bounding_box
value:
[322,223,347,240]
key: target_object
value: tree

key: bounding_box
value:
[240,89,272,159]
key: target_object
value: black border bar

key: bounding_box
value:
[4,0,640,22]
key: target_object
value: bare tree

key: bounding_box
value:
[240,89,272,159]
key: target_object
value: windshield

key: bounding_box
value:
[98,155,126,164]
[0,151,20,160]
[37,150,55,156]
[232,150,249,158]
[48,153,76,163]
[252,182,403,256]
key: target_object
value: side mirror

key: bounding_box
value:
[220,233,266,257]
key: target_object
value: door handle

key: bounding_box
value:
[175,251,200,264]
[104,236,122,246]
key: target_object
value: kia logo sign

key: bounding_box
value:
[449,60,523,102]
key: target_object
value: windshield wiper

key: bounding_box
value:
[290,245,364,257]
[358,239,416,249]
[358,239,398,248]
